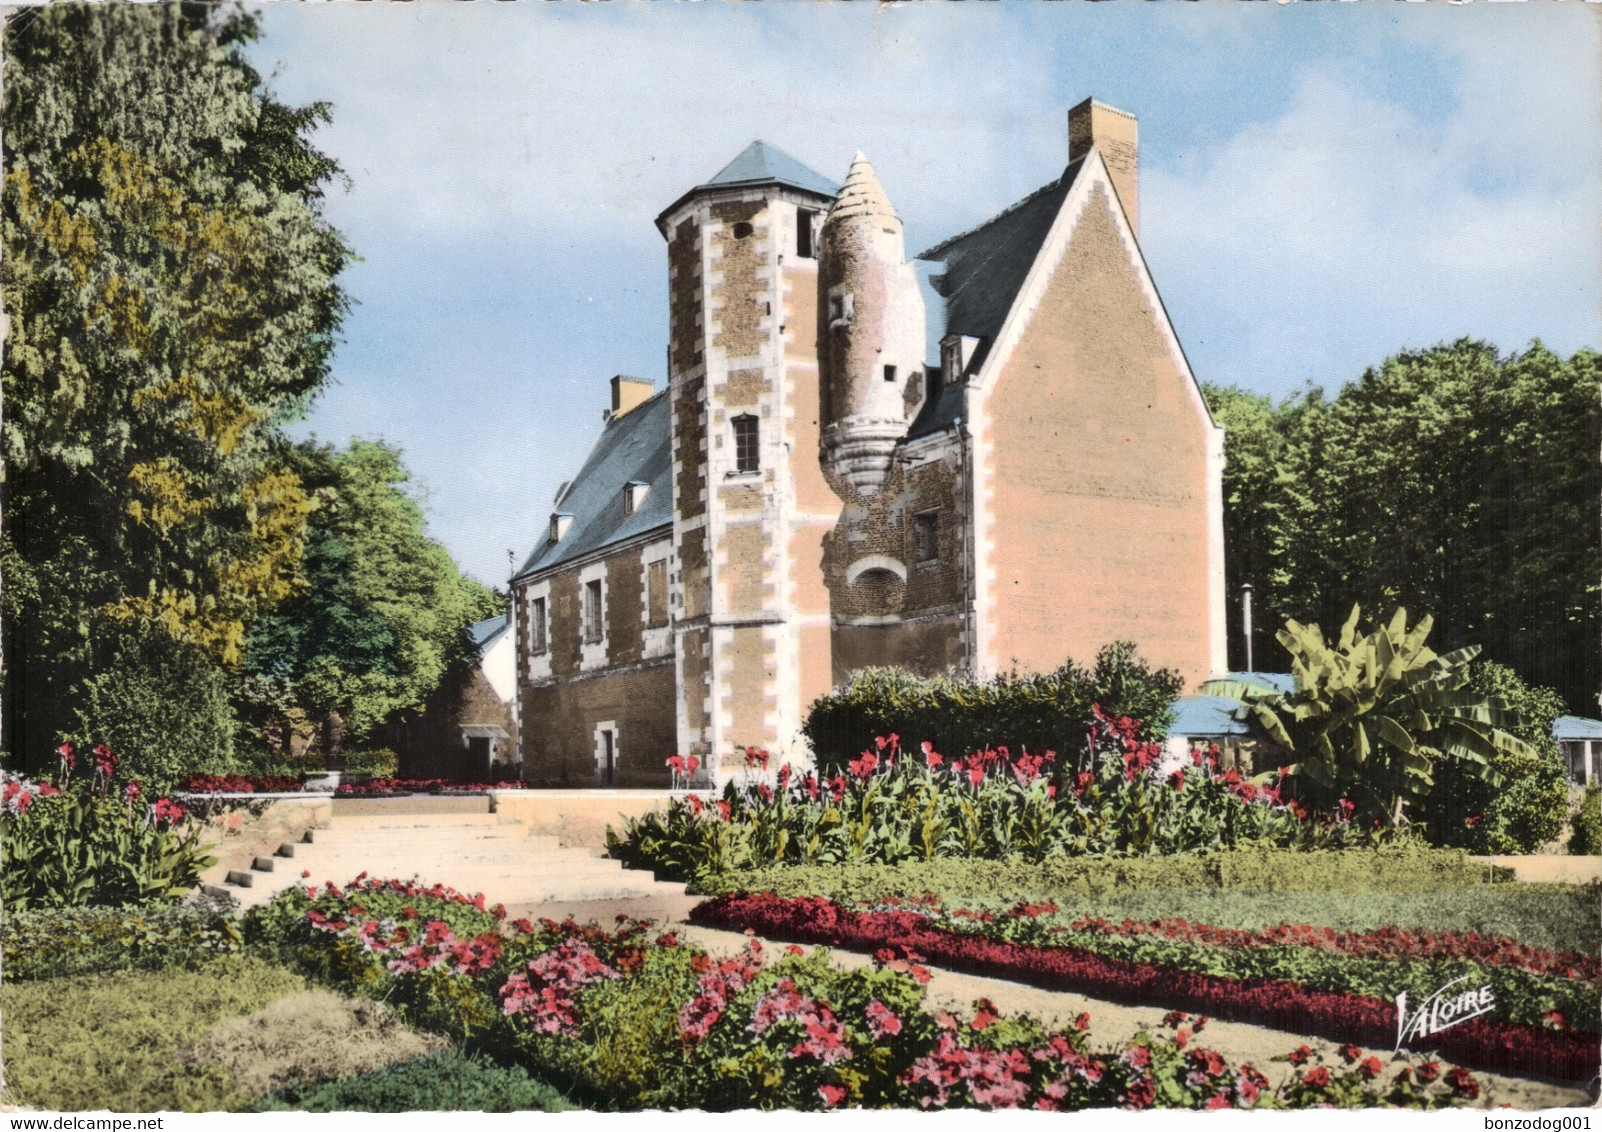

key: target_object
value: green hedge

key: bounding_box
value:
[1,904,243,980]
[693,845,1506,902]
[802,643,1181,773]
[255,1051,571,1112]
[1569,784,1601,856]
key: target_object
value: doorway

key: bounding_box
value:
[594,721,618,788]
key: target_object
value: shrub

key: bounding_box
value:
[690,845,1505,902]
[345,748,398,779]
[0,957,306,1112]
[1569,784,1601,856]
[802,642,1181,775]
[254,1050,571,1112]
[1,904,242,980]
[2,782,215,909]
[68,623,240,793]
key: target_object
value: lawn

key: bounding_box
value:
[1,958,308,1112]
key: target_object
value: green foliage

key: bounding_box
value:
[1218,605,1527,828]
[1,903,243,980]
[69,623,239,791]
[690,845,1501,902]
[950,885,1598,957]
[254,1050,572,1113]
[1204,342,1601,715]
[803,642,1181,774]
[0,957,307,1112]
[1569,785,1601,857]
[240,440,499,751]
[2,788,216,909]
[345,748,399,778]
[1412,662,1571,853]
[2,3,350,775]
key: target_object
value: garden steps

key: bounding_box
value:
[206,809,687,910]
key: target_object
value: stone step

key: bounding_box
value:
[252,856,276,873]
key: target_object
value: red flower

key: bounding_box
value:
[1074,1012,1090,1032]
[827,775,846,804]
[971,998,999,1030]
[1168,771,1184,792]
[1339,1043,1362,1062]
[1444,1066,1480,1099]
[849,751,879,781]
[687,794,704,816]
[1337,797,1356,822]
[1416,1061,1440,1084]
[686,755,700,776]
[715,800,732,822]
[922,741,943,769]
[817,1084,847,1108]
[1359,1056,1384,1080]
[125,780,142,802]
[1287,1044,1312,1065]
[1301,1066,1331,1088]
[1466,812,1485,827]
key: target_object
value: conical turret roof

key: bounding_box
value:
[827,152,899,225]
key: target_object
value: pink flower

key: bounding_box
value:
[865,999,902,1039]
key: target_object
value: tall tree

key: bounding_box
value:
[1207,341,1600,714]
[1,4,351,780]
[240,441,502,759]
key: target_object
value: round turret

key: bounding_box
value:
[818,153,927,496]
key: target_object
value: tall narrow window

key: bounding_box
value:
[647,560,669,627]
[883,364,898,384]
[914,511,940,565]
[584,579,604,643]
[732,415,760,474]
[530,596,548,654]
[796,209,815,259]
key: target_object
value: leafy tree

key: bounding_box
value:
[1216,606,1527,829]
[240,441,501,760]
[1206,341,1601,714]
[1413,662,1570,853]
[1,4,351,777]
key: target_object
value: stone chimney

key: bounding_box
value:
[1069,98,1138,236]
[610,375,654,421]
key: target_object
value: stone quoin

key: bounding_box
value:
[510,99,1228,789]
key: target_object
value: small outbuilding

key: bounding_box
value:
[1554,716,1602,786]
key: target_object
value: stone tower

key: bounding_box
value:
[652,142,844,779]
[818,153,927,496]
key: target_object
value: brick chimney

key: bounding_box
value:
[1069,98,1138,236]
[609,375,654,421]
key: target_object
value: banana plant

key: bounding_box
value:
[1212,605,1521,829]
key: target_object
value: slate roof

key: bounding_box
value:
[656,141,839,233]
[1166,695,1254,739]
[464,613,508,653]
[916,160,1083,380]
[906,371,968,441]
[1554,715,1602,742]
[514,388,672,580]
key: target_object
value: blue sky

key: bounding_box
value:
[246,2,1601,588]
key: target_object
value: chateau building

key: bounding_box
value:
[511,99,1227,788]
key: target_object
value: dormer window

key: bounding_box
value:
[623,481,649,516]
[549,512,573,543]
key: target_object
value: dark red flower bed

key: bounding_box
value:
[334,777,526,796]
[692,894,1600,1084]
[182,774,304,794]
[1042,914,1601,983]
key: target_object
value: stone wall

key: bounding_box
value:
[521,660,676,787]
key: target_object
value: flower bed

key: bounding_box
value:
[239,879,1492,1110]
[333,778,526,796]
[614,719,1391,883]
[690,894,1599,1085]
[183,774,306,794]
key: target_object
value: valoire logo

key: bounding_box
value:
[1395,976,1495,1052]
